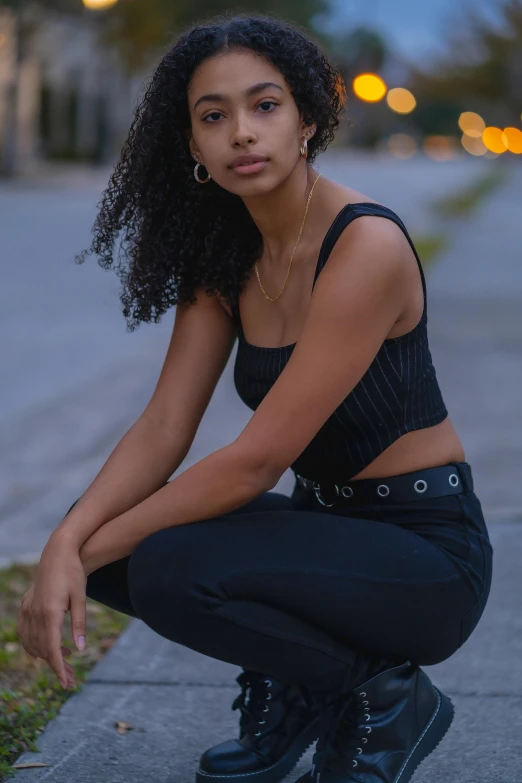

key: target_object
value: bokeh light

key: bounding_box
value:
[353,74,387,103]
[82,0,119,8]
[387,134,418,159]
[482,127,507,154]
[423,135,458,161]
[386,88,416,114]
[461,134,487,156]
[502,127,522,154]
[458,112,486,138]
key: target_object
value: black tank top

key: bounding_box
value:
[232,202,448,482]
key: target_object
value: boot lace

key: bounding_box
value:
[231,671,274,739]
[310,690,372,782]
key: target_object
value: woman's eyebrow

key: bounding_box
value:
[193,81,283,110]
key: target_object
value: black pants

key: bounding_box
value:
[82,467,493,693]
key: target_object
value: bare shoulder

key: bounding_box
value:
[343,209,410,249]
[318,179,418,278]
[320,177,380,210]
[325,205,413,275]
[313,201,422,333]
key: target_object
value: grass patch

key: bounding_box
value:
[411,233,447,269]
[0,562,130,781]
[432,167,507,219]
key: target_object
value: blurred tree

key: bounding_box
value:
[328,25,388,75]
[95,0,331,75]
[411,0,522,132]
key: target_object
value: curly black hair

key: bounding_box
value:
[75,11,347,332]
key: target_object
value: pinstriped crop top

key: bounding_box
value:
[231,202,448,482]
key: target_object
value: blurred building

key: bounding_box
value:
[0,6,139,173]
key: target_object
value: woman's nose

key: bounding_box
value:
[231,113,257,145]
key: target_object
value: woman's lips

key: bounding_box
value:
[231,160,268,174]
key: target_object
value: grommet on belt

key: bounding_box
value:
[414,480,427,493]
[313,481,339,507]
[449,474,459,487]
[377,484,390,497]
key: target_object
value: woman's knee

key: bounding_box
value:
[127,526,199,616]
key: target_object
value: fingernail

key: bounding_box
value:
[77,636,86,650]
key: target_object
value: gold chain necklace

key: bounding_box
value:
[254,172,321,302]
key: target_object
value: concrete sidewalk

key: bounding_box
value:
[9,521,522,783]
[9,165,522,782]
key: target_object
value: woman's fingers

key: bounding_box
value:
[18,628,77,688]
[16,608,39,659]
[28,605,44,660]
[69,586,87,652]
[43,610,68,687]
[63,660,76,688]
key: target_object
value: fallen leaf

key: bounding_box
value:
[115,720,133,734]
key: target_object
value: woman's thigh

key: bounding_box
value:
[84,490,294,616]
[126,491,470,665]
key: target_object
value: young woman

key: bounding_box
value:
[17,13,493,783]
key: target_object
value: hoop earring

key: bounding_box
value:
[300,138,308,158]
[193,158,211,184]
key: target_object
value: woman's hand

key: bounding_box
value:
[16,536,88,689]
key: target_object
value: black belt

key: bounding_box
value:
[294,462,473,507]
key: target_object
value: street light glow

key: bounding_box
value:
[353,73,387,103]
[458,111,485,138]
[388,134,417,159]
[82,0,119,8]
[482,127,507,154]
[502,127,522,154]
[386,88,416,114]
[461,133,487,156]
[423,135,458,161]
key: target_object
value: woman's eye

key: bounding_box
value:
[203,112,223,123]
[202,101,278,123]
[258,100,278,112]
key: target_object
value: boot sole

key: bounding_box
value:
[195,714,321,783]
[395,687,455,783]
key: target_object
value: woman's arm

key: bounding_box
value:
[77,443,272,575]
[52,412,193,549]
[52,285,239,552]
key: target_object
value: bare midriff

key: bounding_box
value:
[348,416,466,480]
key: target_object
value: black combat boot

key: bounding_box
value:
[196,669,322,783]
[294,659,454,783]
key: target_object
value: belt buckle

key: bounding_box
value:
[313,482,339,507]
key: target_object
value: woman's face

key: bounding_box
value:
[186,48,315,194]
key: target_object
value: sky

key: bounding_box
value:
[319,0,504,64]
